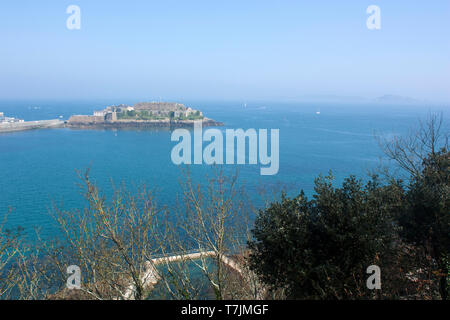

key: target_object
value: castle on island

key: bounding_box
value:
[1,102,221,132]
[78,102,204,123]
[66,102,222,128]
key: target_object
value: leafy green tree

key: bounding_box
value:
[379,113,449,299]
[400,149,449,299]
[248,174,404,299]
[140,110,149,120]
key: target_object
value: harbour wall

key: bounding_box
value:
[0,119,65,133]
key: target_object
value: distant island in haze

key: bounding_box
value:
[280,94,429,105]
[66,102,223,129]
[374,94,421,104]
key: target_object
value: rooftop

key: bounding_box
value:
[133,102,187,112]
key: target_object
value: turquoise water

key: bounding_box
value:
[0,100,448,238]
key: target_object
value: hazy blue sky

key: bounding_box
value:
[0,1,449,102]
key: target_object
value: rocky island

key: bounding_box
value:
[66,102,223,129]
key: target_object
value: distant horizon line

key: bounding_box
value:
[0,95,449,106]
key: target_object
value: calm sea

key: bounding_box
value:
[0,100,448,238]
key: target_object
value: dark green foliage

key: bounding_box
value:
[400,149,449,299]
[248,149,449,300]
[248,173,405,299]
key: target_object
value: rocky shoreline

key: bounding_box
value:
[65,118,224,129]
[65,102,223,130]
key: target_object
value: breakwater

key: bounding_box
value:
[0,119,65,133]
